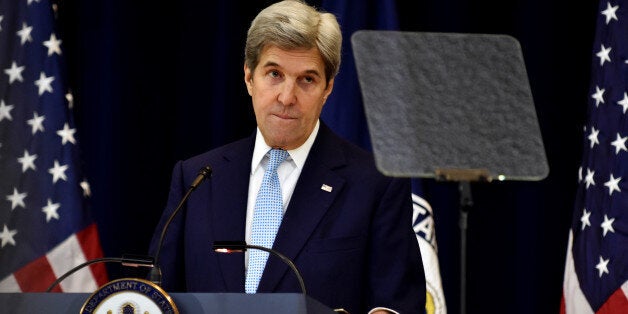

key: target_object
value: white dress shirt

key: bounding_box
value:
[244,120,320,267]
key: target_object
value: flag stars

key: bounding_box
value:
[48,160,68,183]
[610,133,628,154]
[26,112,45,134]
[601,2,619,24]
[4,62,25,84]
[43,33,62,56]
[592,86,605,106]
[585,168,596,189]
[16,22,33,45]
[0,225,17,248]
[34,72,54,95]
[580,208,591,230]
[66,92,74,109]
[588,126,600,148]
[595,256,610,277]
[56,123,76,145]
[17,150,37,173]
[6,188,27,210]
[80,179,91,197]
[596,44,612,66]
[42,199,60,222]
[604,174,621,195]
[0,100,14,121]
[601,214,615,236]
[618,93,628,114]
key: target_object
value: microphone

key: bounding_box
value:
[212,240,307,295]
[45,255,154,292]
[149,165,213,286]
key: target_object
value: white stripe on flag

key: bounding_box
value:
[562,230,594,314]
[0,274,21,292]
[47,233,98,292]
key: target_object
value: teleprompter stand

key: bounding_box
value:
[351,31,549,314]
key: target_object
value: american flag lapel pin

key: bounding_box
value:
[321,184,333,192]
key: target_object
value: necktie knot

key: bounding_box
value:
[267,149,289,173]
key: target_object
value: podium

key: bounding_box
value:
[0,292,335,313]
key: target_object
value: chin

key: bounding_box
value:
[270,136,301,150]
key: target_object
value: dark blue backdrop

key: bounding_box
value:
[56,0,596,313]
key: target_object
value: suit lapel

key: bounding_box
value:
[258,124,347,292]
[212,136,254,292]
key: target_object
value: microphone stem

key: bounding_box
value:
[247,244,307,295]
[153,187,194,269]
[45,257,122,292]
[151,166,212,286]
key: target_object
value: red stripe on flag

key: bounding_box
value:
[596,288,628,314]
[76,223,108,287]
[560,293,566,314]
[13,255,61,292]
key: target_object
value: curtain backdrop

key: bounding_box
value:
[56,0,597,313]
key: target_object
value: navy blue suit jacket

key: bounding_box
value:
[149,123,426,313]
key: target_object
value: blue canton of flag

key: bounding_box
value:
[561,0,628,312]
[0,0,107,292]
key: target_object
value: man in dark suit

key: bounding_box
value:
[149,1,426,313]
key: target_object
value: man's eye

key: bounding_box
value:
[269,70,280,78]
[303,77,314,83]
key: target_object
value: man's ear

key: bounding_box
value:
[244,64,253,95]
[323,78,335,102]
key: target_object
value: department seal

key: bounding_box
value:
[80,278,178,314]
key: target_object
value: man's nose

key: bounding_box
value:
[278,80,297,106]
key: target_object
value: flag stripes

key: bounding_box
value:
[0,223,105,292]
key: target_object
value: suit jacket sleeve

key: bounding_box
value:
[366,176,426,313]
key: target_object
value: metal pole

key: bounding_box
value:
[458,181,473,314]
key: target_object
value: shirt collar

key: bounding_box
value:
[251,120,320,174]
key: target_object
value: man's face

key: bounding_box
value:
[244,45,334,150]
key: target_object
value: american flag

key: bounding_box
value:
[0,0,107,292]
[561,0,628,312]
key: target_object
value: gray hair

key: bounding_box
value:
[244,0,342,84]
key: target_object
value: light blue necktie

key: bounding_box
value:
[245,148,289,293]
